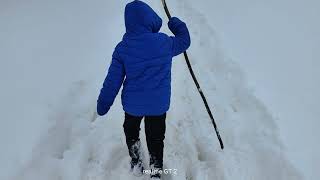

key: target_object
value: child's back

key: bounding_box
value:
[97,0,190,116]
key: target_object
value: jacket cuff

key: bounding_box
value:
[97,103,109,116]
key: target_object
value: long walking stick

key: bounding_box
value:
[161,0,224,149]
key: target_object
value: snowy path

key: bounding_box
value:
[11,1,303,180]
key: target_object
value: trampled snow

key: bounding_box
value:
[0,0,318,180]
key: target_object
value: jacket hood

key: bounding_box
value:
[125,0,162,36]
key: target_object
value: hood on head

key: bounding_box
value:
[125,0,162,36]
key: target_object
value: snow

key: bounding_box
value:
[187,0,320,179]
[0,0,318,180]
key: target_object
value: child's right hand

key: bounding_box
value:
[168,17,186,34]
[167,17,191,56]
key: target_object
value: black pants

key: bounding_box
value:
[123,112,166,169]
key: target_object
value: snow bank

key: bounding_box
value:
[186,0,320,179]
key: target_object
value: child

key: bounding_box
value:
[97,0,190,179]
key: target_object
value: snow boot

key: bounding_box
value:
[128,140,144,176]
[130,159,144,177]
[149,155,163,179]
[150,168,162,179]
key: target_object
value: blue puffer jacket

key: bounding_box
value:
[97,0,190,116]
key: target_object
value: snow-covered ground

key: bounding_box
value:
[189,0,320,179]
[0,0,318,180]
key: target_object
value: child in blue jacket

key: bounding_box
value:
[97,0,190,178]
